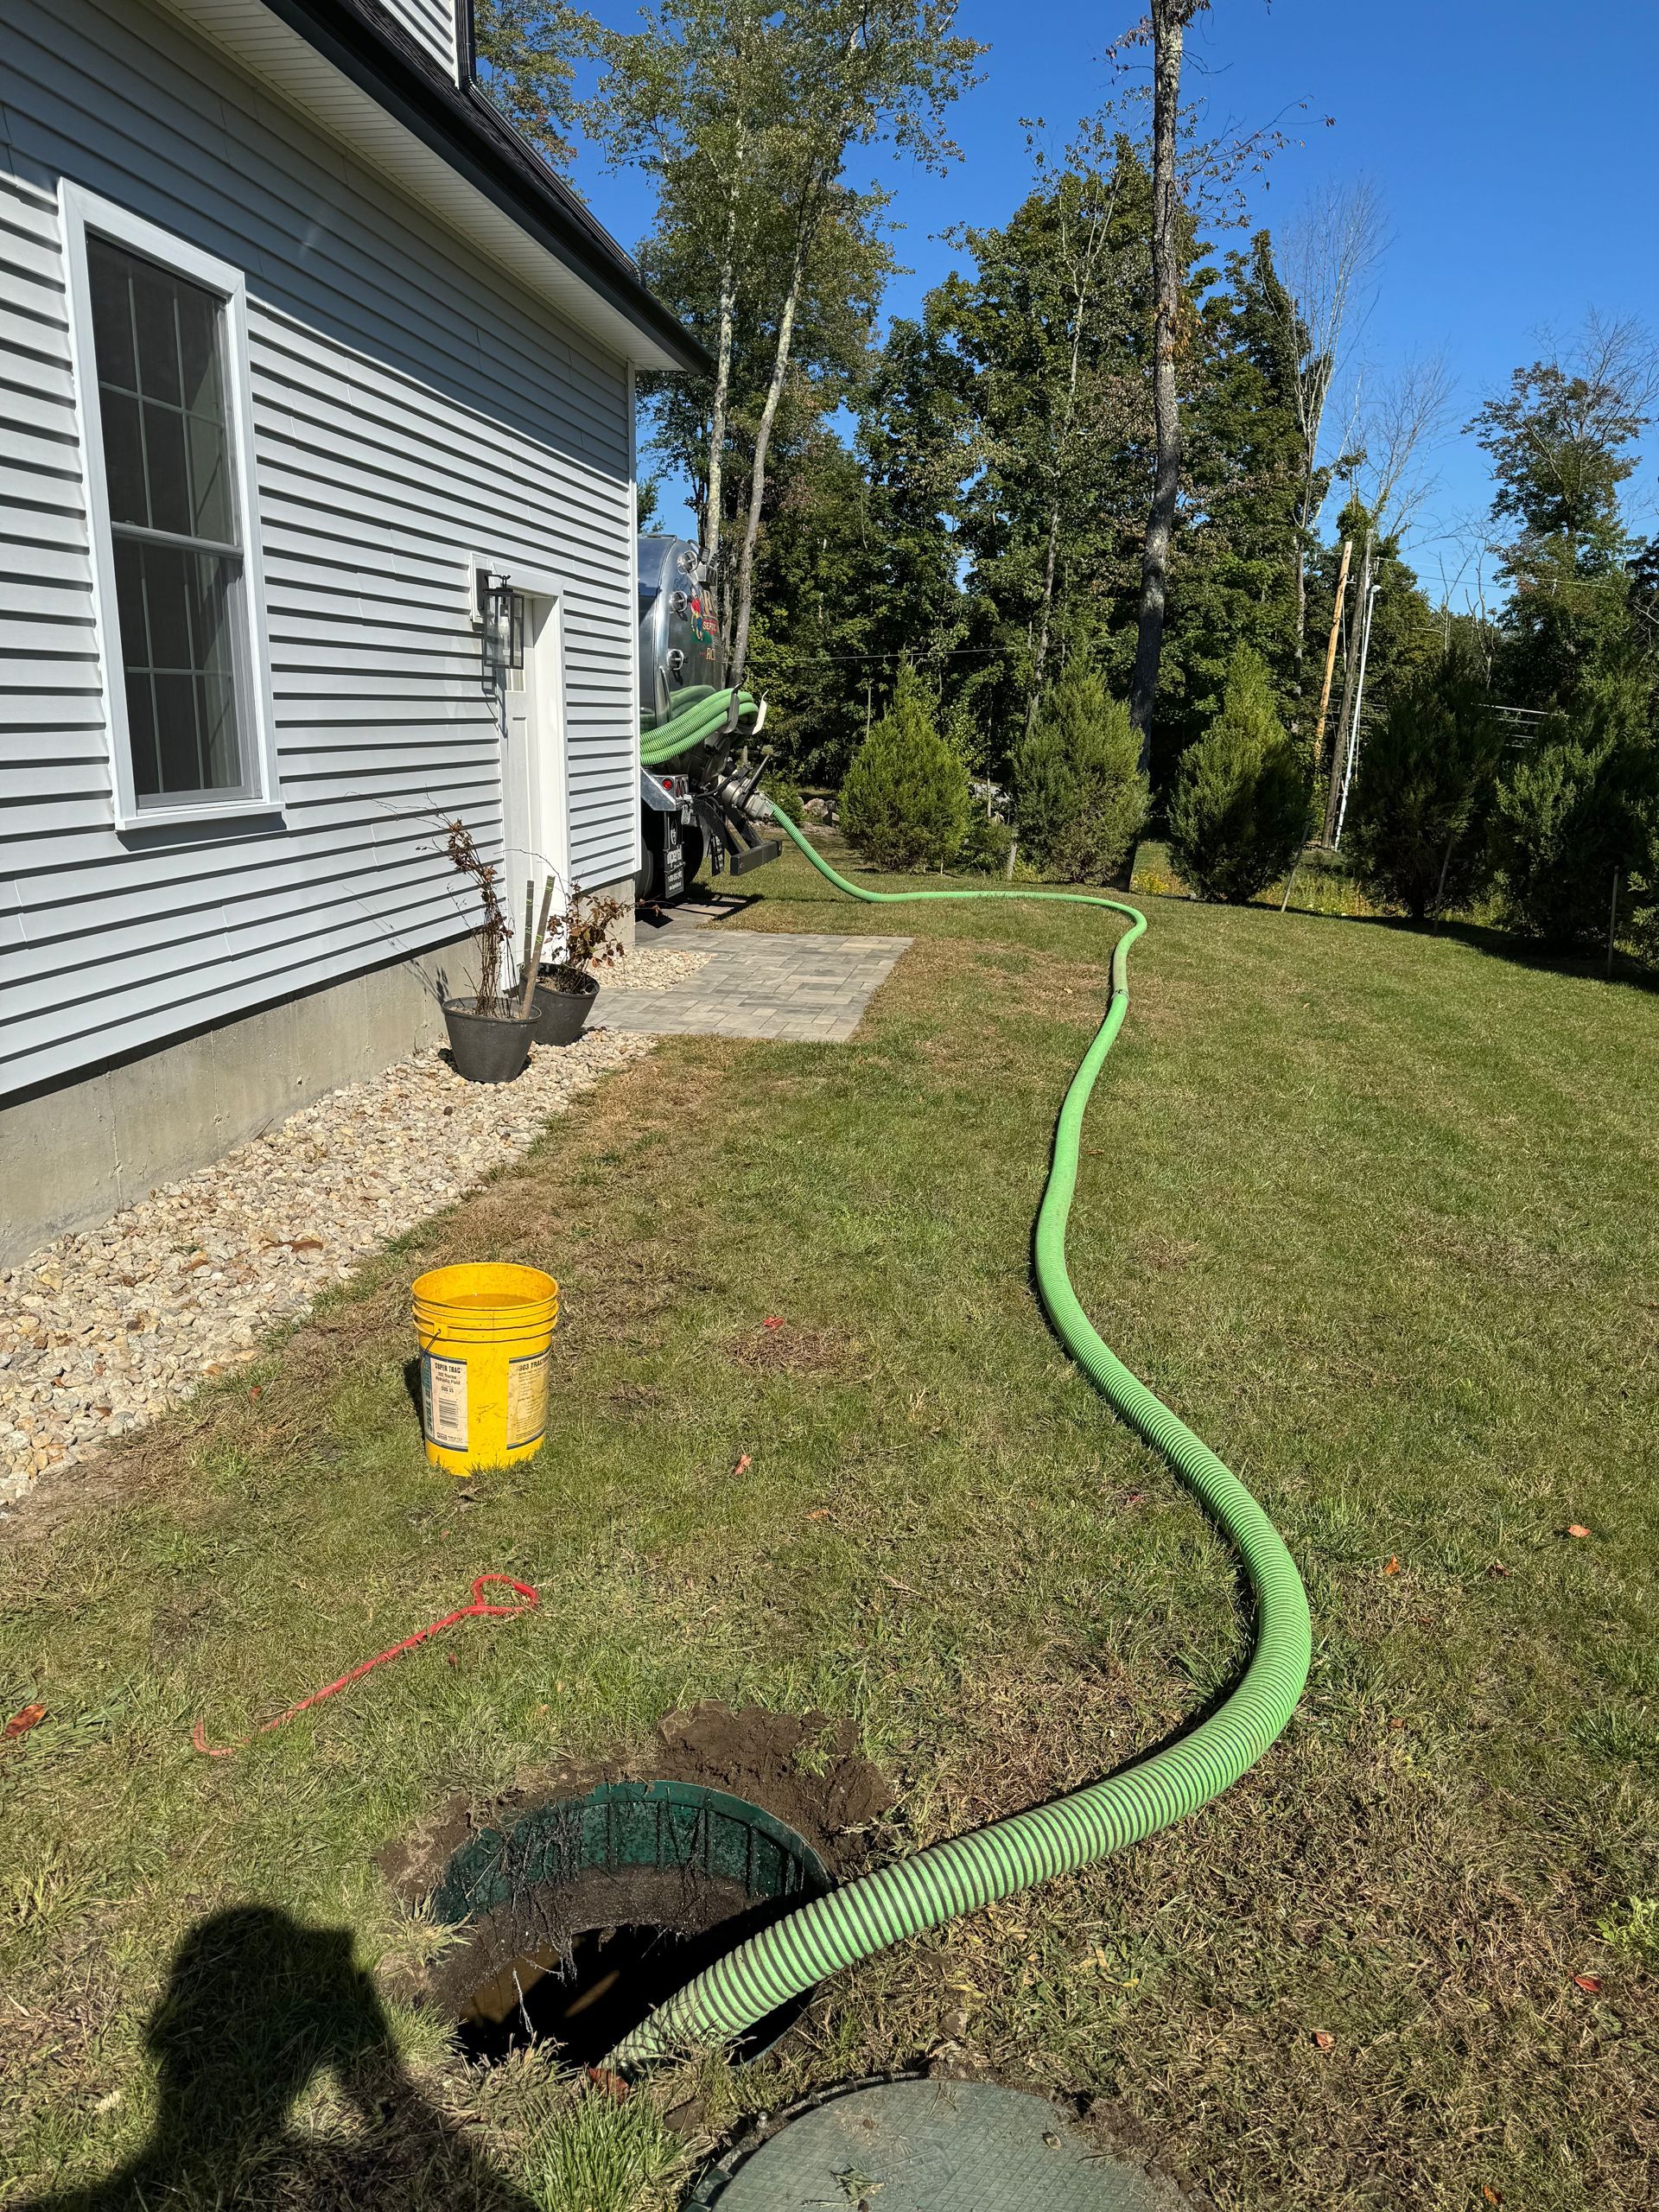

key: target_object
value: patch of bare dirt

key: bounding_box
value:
[726,1322,866,1380]
[1137,1234,1201,1273]
[378,1701,893,1909]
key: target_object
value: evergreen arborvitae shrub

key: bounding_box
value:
[1166,645,1309,902]
[1012,664,1149,883]
[838,664,969,871]
[956,810,1015,874]
[1491,673,1658,948]
[1348,647,1503,920]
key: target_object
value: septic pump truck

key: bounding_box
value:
[635,535,783,905]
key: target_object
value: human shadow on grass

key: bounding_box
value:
[22,1906,537,2212]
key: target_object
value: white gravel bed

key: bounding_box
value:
[600,944,712,991]
[0,1027,656,1506]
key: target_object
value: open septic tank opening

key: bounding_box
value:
[431,1780,830,2069]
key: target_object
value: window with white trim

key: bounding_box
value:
[62,187,279,827]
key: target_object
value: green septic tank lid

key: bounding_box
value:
[690,2080,1192,2212]
[433,1778,830,1925]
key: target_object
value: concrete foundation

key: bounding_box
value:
[0,936,475,1268]
[585,873,639,951]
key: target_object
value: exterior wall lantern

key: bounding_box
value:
[475,567,524,689]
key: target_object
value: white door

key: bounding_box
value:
[500,593,569,952]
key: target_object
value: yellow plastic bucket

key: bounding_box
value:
[411,1262,559,1475]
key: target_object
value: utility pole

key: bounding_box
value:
[1312,538,1351,773]
[1333,580,1380,849]
[1278,543,1354,914]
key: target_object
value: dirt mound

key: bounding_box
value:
[655,1702,891,1859]
[378,1700,891,1906]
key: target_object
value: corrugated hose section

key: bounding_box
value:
[606,813,1313,2069]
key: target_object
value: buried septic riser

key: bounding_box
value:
[690,2080,1192,2211]
[431,1779,830,2069]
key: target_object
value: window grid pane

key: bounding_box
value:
[85,235,249,804]
[117,543,242,798]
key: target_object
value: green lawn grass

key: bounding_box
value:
[3,841,1656,2209]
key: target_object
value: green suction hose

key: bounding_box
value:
[639,686,760,767]
[606,812,1313,2070]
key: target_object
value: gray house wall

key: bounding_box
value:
[0,0,646,1259]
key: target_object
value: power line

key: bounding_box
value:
[753,644,1027,669]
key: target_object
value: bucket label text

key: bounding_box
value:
[507,1347,551,1450]
[423,1352,468,1450]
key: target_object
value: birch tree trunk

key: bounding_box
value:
[1027,502,1065,740]
[1026,302,1088,736]
[701,162,743,600]
[728,219,811,690]
[1127,0,1189,777]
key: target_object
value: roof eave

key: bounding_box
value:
[256,0,711,376]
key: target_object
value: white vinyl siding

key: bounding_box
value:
[0,0,639,1099]
[378,0,460,81]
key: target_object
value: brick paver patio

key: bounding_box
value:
[595,931,912,1043]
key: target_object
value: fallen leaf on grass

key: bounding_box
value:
[1572,1973,1603,1993]
[3,1703,46,1742]
[762,1316,785,1331]
[1382,1556,1400,1575]
[1483,2189,1503,2206]
[806,1507,831,1521]
[1565,1523,1592,1539]
[1311,2029,1335,2050]
[731,1452,752,1478]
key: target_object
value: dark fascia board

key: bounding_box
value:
[256,0,710,375]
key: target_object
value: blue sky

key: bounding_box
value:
[577,0,1659,599]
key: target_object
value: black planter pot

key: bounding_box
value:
[442,995,537,1084]
[531,966,599,1046]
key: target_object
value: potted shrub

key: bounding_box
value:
[532,887,627,1046]
[437,820,543,1084]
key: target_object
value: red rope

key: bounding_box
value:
[191,1573,539,1758]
